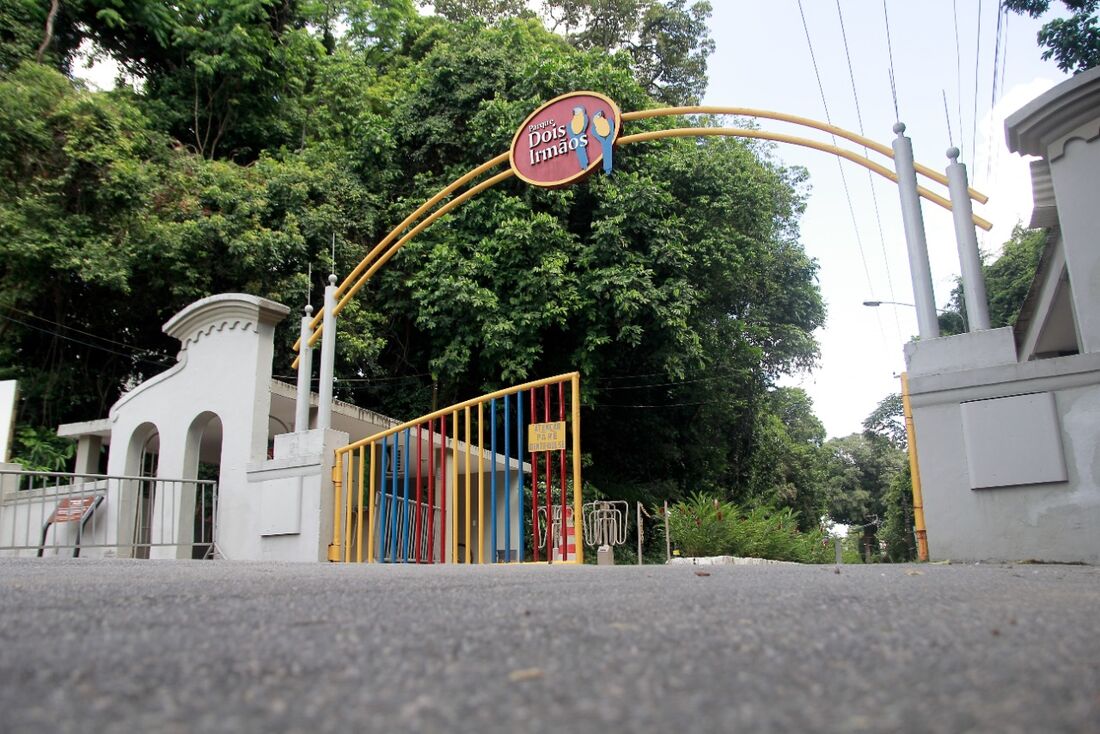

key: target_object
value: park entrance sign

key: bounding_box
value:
[509,91,621,187]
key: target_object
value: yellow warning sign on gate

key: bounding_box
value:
[528,421,566,452]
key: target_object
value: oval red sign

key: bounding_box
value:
[509,91,621,188]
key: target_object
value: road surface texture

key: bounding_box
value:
[0,559,1098,733]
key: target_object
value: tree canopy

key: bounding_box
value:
[1,0,831,520]
[1004,0,1100,74]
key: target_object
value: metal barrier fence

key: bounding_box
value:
[0,470,218,559]
[330,372,583,563]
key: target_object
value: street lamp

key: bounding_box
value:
[863,300,950,314]
[862,300,915,308]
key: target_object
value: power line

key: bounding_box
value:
[971,0,984,167]
[986,3,1007,185]
[593,400,728,409]
[796,0,885,343]
[836,0,902,344]
[883,0,900,120]
[952,0,965,162]
[0,304,172,360]
[0,311,173,367]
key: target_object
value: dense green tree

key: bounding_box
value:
[942,224,1048,334]
[742,387,827,531]
[0,7,824,518]
[880,463,916,562]
[862,392,905,449]
[423,0,714,104]
[822,431,904,560]
[1004,0,1100,73]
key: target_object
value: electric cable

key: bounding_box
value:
[836,0,903,343]
[0,312,173,367]
[797,0,885,343]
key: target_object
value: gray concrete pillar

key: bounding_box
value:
[892,123,940,339]
[294,305,314,432]
[316,276,337,431]
[73,435,102,475]
[946,148,991,331]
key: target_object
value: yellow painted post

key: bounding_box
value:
[328,453,343,562]
[356,445,366,563]
[452,410,459,564]
[464,406,472,564]
[901,373,930,561]
[571,375,583,564]
[367,443,377,563]
[344,451,354,563]
[478,402,485,564]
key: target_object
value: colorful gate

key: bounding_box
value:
[329,372,583,564]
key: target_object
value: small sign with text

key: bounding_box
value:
[528,421,566,453]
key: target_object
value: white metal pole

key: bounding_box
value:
[317,275,337,431]
[892,123,940,339]
[945,147,991,331]
[294,305,314,432]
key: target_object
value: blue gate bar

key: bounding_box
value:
[504,392,511,563]
[378,434,388,563]
[389,435,399,562]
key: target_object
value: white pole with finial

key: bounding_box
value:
[294,304,314,432]
[317,274,338,431]
[945,147,991,331]
[892,122,940,339]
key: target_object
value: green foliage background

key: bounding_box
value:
[0,1,1051,555]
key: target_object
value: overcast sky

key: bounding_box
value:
[702,1,1069,436]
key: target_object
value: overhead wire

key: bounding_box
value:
[836,0,903,344]
[0,304,173,360]
[796,0,886,343]
[882,0,900,120]
[971,0,984,169]
[952,0,966,162]
[985,3,1007,186]
[0,311,174,368]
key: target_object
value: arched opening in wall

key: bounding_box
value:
[268,414,290,460]
[185,412,223,559]
[123,422,161,560]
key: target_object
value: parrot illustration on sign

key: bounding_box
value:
[590,110,615,175]
[568,106,589,171]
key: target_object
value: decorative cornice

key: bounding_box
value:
[1005,66,1100,157]
[163,294,290,351]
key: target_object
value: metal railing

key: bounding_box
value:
[0,469,218,559]
[330,372,584,564]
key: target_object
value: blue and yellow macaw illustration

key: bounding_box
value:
[590,110,615,175]
[569,105,589,171]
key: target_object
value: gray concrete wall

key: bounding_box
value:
[908,353,1100,563]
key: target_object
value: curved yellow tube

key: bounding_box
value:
[616,127,992,231]
[622,106,989,205]
[292,153,511,355]
[298,169,516,353]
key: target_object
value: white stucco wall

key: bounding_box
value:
[909,353,1100,563]
[104,294,290,560]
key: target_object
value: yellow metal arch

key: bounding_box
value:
[292,107,991,363]
[617,127,992,230]
[622,106,990,204]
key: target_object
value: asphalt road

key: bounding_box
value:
[0,559,1097,733]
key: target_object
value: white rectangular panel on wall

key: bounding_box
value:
[260,476,303,535]
[961,392,1067,489]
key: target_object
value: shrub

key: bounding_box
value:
[661,493,834,563]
